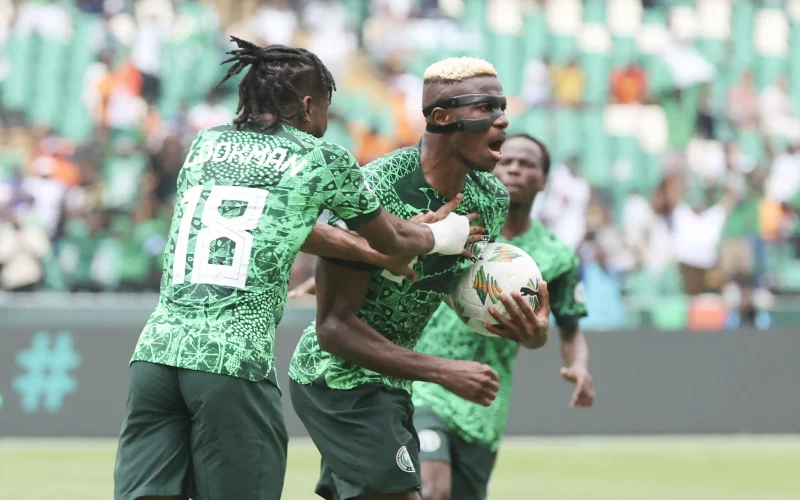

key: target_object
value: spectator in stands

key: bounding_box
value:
[550,58,585,107]
[726,70,760,130]
[760,75,800,142]
[131,0,172,104]
[610,61,647,105]
[187,90,234,134]
[302,0,357,82]
[671,173,741,296]
[522,58,552,108]
[253,0,298,47]
[538,157,590,250]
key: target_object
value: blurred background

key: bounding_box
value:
[3,0,800,330]
[1,1,800,498]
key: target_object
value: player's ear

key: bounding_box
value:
[302,95,313,123]
[430,107,451,126]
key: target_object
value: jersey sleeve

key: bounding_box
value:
[318,147,382,230]
[547,260,588,327]
[321,213,380,272]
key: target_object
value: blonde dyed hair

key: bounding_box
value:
[423,57,498,82]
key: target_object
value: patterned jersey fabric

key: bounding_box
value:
[289,145,509,392]
[412,221,587,450]
[131,123,380,382]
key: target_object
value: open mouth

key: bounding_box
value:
[487,136,505,158]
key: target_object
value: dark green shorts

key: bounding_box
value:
[289,379,422,500]
[413,406,497,500]
[114,361,288,500]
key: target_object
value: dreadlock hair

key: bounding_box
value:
[216,36,336,129]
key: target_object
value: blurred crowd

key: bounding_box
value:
[1,0,799,329]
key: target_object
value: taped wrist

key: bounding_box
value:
[424,213,470,255]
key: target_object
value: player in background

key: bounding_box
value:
[413,134,595,500]
[113,38,475,500]
[288,58,551,500]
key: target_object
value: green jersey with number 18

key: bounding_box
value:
[130,123,380,382]
[412,221,588,451]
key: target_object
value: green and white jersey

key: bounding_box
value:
[412,221,587,451]
[289,145,509,393]
[131,123,380,382]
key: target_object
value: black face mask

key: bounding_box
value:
[422,94,507,134]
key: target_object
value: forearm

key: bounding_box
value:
[521,328,548,350]
[301,222,410,270]
[300,222,382,264]
[559,324,589,370]
[318,315,446,385]
[380,212,435,256]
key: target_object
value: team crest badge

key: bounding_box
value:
[396,446,416,472]
[465,235,490,263]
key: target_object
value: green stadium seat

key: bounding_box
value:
[2,32,34,112]
[31,37,69,128]
[737,130,766,163]
[579,108,612,187]
[580,53,610,106]
[522,8,548,61]
[650,295,689,330]
[695,39,727,68]
[552,107,581,162]
[791,22,800,115]
[58,13,99,141]
[582,0,605,23]
[756,57,787,90]
[731,0,756,73]
[550,35,579,65]
[519,109,551,147]
[490,34,523,97]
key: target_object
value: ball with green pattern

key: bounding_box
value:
[449,243,542,336]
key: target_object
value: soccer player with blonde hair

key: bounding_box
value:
[288,57,552,500]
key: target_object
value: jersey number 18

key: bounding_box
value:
[172,185,268,289]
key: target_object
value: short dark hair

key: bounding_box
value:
[216,36,336,129]
[508,133,551,175]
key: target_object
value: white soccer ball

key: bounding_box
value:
[449,242,543,337]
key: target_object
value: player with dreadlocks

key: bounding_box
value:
[113,38,478,500]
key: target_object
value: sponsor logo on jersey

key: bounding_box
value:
[418,430,442,453]
[396,446,416,472]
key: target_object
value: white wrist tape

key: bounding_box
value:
[424,213,470,255]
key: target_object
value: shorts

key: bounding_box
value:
[289,378,421,500]
[114,361,288,500]
[414,406,497,500]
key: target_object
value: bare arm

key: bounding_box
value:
[299,197,486,286]
[301,222,416,277]
[355,194,473,257]
[558,323,595,408]
[354,210,434,256]
[314,258,499,406]
[559,324,589,372]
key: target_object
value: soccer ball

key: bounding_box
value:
[449,242,543,337]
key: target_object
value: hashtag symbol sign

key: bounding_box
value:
[12,331,81,413]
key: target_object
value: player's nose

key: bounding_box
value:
[493,113,509,130]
